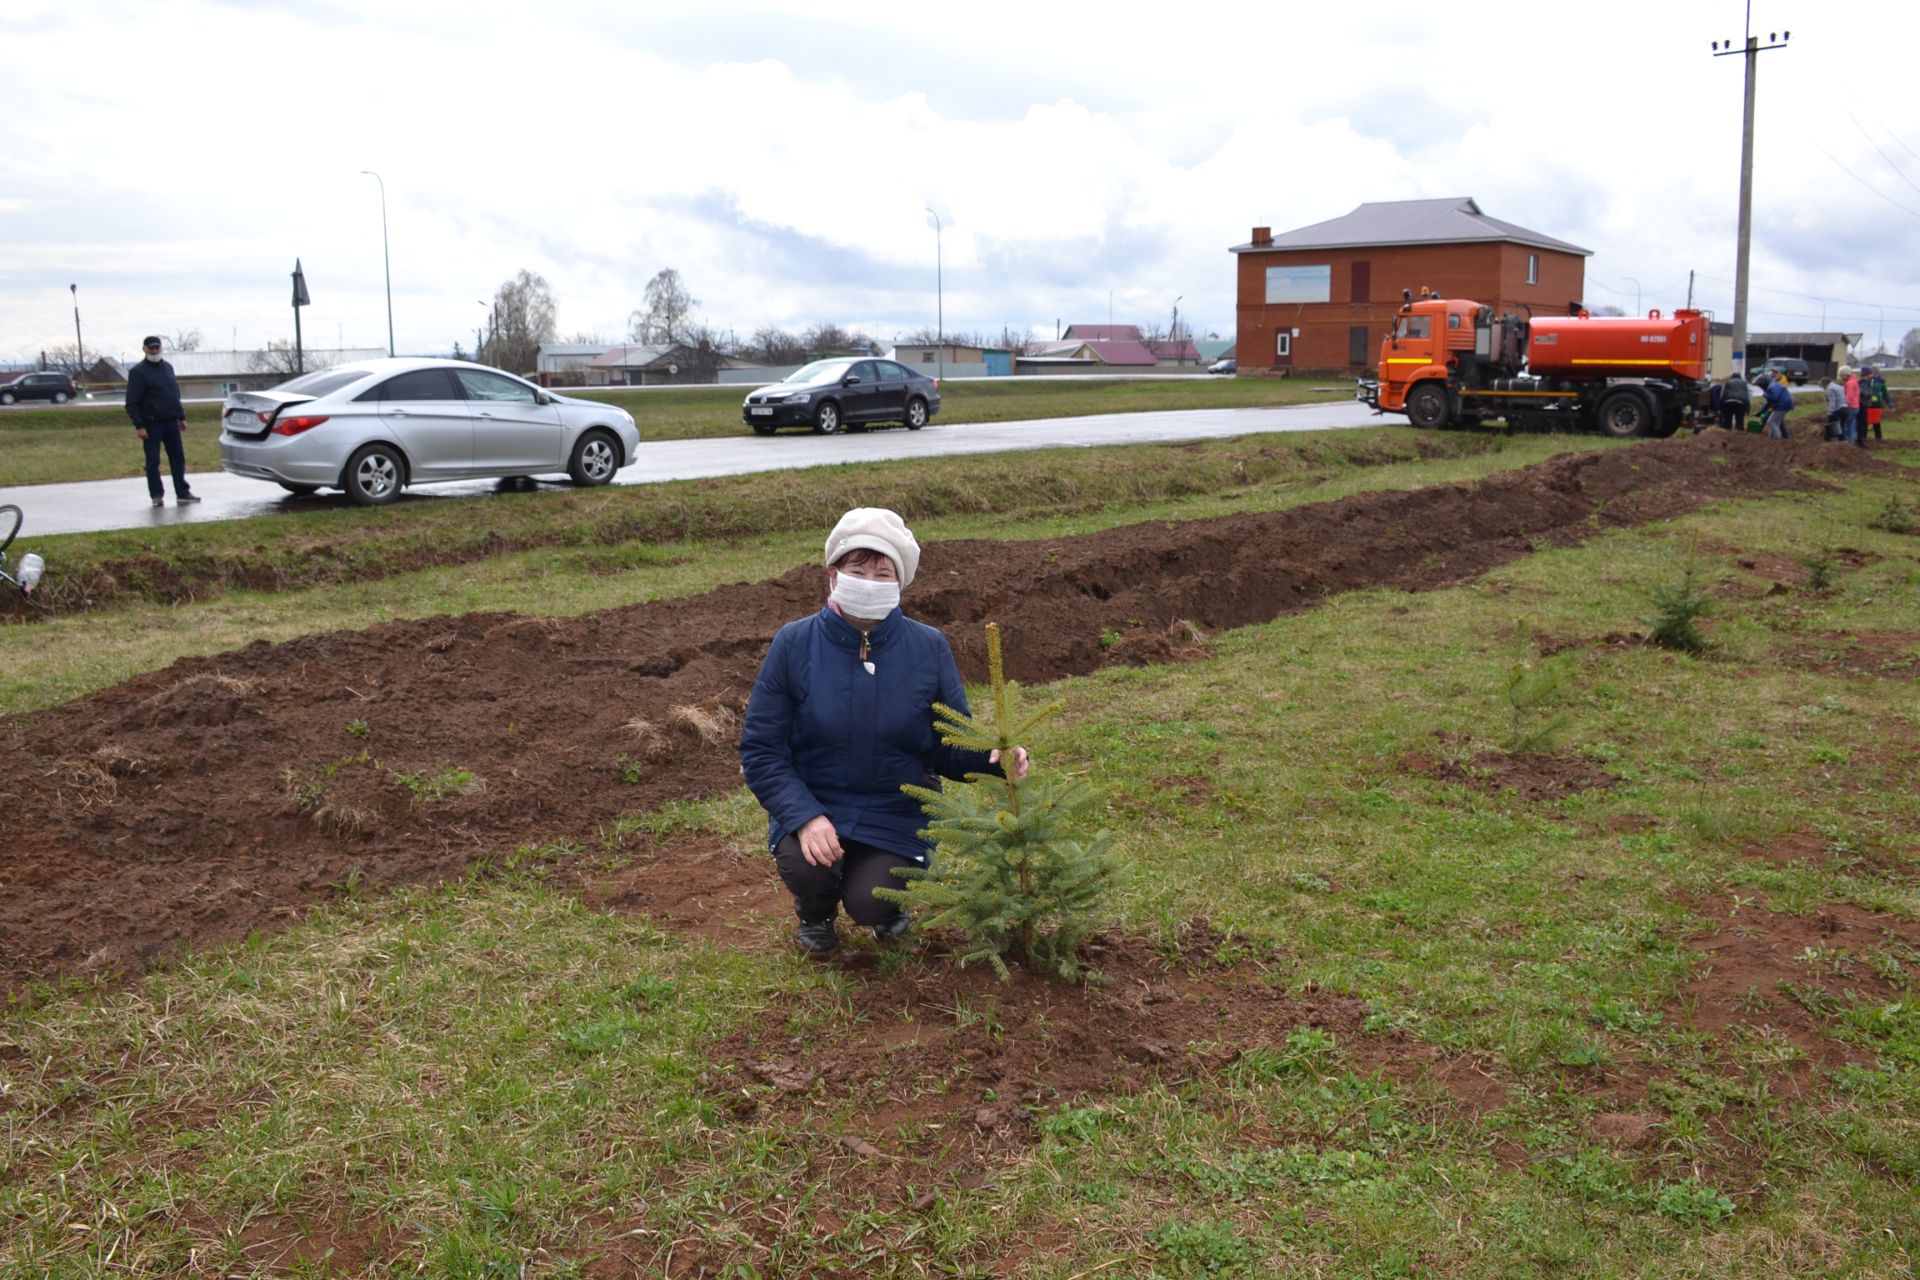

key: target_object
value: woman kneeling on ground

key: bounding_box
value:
[739,508,1029,954]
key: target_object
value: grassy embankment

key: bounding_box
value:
[1,427,1606,715]
[0,375,1352,487]
[2,420,1919,1276]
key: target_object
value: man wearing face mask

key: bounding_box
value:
[124,335,199,508]
[739,507,1030,955]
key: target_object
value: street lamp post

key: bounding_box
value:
[1712,8,1790,378]
[1171,295,1183,365]
[476,301,491,363]
[69,284,84,381]
[361,170,394,357]
[924,208,943,383]
[1619,276,1642,316]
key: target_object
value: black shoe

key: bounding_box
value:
[176,493,202,505]
[873,912,910,942]
[796,920,838,954]
[151,498,165,508]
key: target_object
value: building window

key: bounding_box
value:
[1275,333,1291,357]
[923,351,935,362]
[1527,253,1539,285]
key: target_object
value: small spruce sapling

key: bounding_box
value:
[877,622,1118,980]
[1642,557,1714,653]
[1501,621,1572,755]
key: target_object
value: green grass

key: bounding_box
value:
[3,421,1919,1275]
[0,375,1347,487]
[1,428,1619,717]
[0,422,1548,628]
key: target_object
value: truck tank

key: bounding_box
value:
[1524,309,1709,382]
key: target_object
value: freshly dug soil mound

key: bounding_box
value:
[0,433,1888,991]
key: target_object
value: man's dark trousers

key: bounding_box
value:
[142,422,189,501]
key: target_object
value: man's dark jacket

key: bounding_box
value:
[125,359,185,428]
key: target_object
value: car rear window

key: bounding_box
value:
[276,369,371,398]
[360,369,462,402]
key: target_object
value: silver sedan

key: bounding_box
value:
[218,358,641,505]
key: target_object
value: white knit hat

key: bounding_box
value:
[824,507,920,587]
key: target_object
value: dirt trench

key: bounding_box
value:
[0,432,1890,992]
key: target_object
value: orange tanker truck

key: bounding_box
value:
[1358,289,1714,437]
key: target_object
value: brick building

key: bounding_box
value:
[1229,197,1590,375]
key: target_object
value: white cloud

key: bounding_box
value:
[3,0,1919,361]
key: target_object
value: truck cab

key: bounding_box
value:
[1360,293,1490,428]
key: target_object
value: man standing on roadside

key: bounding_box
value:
[125,335,199,508]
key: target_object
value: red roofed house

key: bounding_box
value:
[1229,197,1590,375]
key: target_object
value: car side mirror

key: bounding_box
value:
[535,392,552,405]
[844,376,862,385]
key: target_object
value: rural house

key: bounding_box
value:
[1230,197,1590,375]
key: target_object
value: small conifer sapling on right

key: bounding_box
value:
[878,622,1119,980]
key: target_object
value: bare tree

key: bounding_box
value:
[628,268,698,346]
[170,329,204,353]
[750,325,808,365]
[1135,319,1169,346]
[1899,326,1920,367]
[803,322,876,356]
[249,341,340,377]
[993,324,1035,354]
[36,343,85,374]
[480,269,558,374]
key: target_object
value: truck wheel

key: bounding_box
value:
[1406,383,1449,429]
[1597,389,1653,438]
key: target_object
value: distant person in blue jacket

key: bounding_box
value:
[1758,371,1795,440]
[124,335,200,507]
[739,508,1029,955]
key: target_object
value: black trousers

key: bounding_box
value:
[772,834,914,927]
[141,421,190,500]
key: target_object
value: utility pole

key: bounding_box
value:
[1712,6,1789,379]
[924,208,943,384]
[69,284,84,381]
[1170,295,1183,365]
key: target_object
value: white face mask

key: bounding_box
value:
[144,350,162,362]
[829,571,900,621]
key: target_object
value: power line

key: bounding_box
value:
[1815,142,1920,219]
[1849,115,1920,199]
[1692,274,1920,316]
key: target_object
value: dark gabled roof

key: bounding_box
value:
[1062,323,1143,342]
[1230,197,1591,257]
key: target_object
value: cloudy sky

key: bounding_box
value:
[4,0,1920,364]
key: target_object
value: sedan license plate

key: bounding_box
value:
[749,406,773,416]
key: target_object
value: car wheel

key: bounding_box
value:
[277,482,321,496]
[750,421,776,436]
[0,392,14,406]
[568,430,620,486]
[343,443,405,506]
[904,397,929,430]
[813,401,841,435]
[1406,382,1450,429]
[52,392,69,404]
[1596,389,1653,438]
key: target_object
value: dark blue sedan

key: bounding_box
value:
[741,358,940,435]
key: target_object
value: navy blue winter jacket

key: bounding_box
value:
[1762,378,1795,415]
[739,605,999,864]
[124,358,185,428]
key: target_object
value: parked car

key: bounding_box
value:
[0,372,80,405]
[1751,357,1809,386]
[1207,358,1236,375]
[218,358,641,506]
[741,358,940,435]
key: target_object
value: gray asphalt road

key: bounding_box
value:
[1,400,1385,539]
